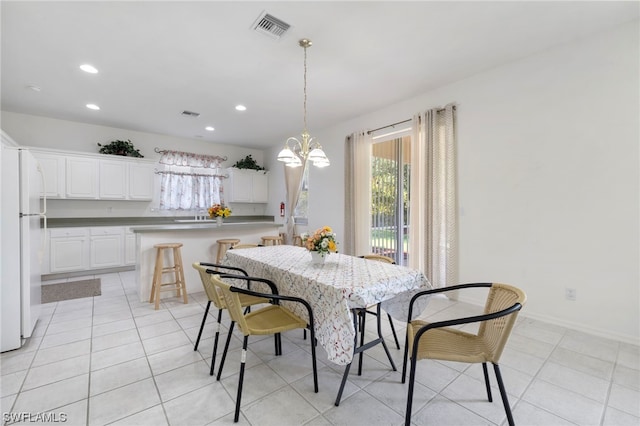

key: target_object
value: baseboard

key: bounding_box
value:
[456,295,639,346]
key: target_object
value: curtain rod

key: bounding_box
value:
[367,119,411,135]
[366,105,457,135]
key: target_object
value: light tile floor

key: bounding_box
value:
[1,271,639,425]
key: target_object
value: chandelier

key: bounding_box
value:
[277,39,329,168]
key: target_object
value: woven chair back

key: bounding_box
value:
[211,274,251,336]
[478,283,527,362]
[193,262,225,309]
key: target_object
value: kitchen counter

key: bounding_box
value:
[46,215,276,228]
[131,221,278,233]
[132,221,282,302]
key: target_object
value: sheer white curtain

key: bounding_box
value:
[158,150,225,210]
[344,131,372,256]
[409,104,458,288]
[283,163,307,244]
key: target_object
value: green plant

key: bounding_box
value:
[97,139,144,157]
[232,155,264,170]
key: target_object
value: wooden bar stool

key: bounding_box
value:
[216,238,240,263]
[293,235,303,247]
[261,236,283,246]
[150,243,187,310]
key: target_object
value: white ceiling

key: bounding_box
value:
[2,1,637,149]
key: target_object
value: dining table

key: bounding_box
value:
[222,245,432,404]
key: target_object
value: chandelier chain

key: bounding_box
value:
[303,43,308,131]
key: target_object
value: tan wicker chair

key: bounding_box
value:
[211,273,318,422]
[192,262,270,376]
[402,283,526,426]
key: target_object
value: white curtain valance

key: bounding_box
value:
[157,149,226,169]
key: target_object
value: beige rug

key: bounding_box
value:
[41,278,102,304]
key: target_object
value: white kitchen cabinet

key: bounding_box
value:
[90,227,124,268]
[124,227,137,265]
[128,162,155,200]
[34,153,65,198]
[66,157,98,199]
[30,148,155,201]
[99,160,127,199]
[49,228,89,273]
[225,168,269,203]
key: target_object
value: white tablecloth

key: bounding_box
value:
[224,246,431,365]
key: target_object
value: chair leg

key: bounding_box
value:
[208,309,223,376]
[401,331,410,383]
[482,362,493,402]
[404,347,419,426]
[234,336,249,423]
[493,363,515,426]
[307,325,319,393]
[194,301,211,351]
[216,321,235,379]
[387,313,401,350]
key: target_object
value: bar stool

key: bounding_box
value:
[216,238,240,263]
[293,235,303,247]
[150,243,187,310]
[261,236,283,246]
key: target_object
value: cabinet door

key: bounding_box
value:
[251,172,269,203]
[227,169,252,202]
[49,228,89,273]
[34,153,65,198]
[99,160,127,199]
[66,157,98,199]
[128,163,155,200]
[90,227,124,268]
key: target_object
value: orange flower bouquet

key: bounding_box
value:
[208,204,232,218]
[303,226,338,256]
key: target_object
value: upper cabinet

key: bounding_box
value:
[225,168,269,203]
[35,153,65,198]
[32,149,156,201]
[67,157,99,198]
[128,163,155,200]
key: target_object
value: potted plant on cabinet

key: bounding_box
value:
[97,139,144,157]
[232,155,265,171]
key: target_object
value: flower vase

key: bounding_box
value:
[216,217,223,227]
[310,251,325,265]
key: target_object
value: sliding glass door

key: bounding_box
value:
[370,136,411,265]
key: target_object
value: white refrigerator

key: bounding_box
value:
[1,145,45,352]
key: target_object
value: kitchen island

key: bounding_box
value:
[131,221,281,302]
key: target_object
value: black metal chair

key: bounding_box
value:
[211,273,318,422]
[402,283,526,426]
[192,262,271,376]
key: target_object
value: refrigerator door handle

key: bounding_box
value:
[36,161,47,263]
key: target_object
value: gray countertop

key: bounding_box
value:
[130,221,280,233]
[46,216,277,228]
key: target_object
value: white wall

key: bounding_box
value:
[0,112,270,218]
[269,21,639,343]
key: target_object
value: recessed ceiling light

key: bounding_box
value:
[80,64,98,74]
[235,105,247,111]
[86,104,100,110]
[26,85,41,92]
[205,126,215,131]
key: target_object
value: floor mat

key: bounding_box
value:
[41,278,102,304]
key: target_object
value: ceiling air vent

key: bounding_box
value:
[181,110,200,118]
[252,12,291,40]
